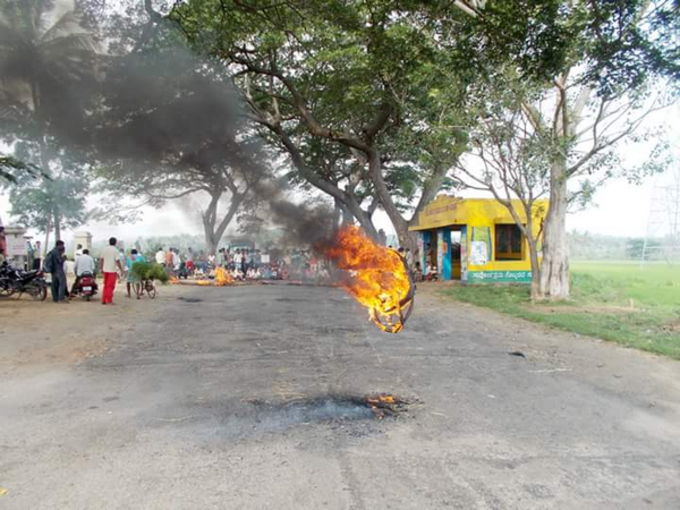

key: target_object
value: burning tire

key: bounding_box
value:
[320,226,416,333]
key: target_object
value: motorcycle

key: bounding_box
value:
[0,261,48,301]
[71,271,98,301]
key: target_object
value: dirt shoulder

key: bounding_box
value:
[0,282,183,369]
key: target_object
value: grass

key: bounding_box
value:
[440,261,680,360]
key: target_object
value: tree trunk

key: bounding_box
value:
[539,159,570,299]
[366,147,416,251]
[202,192,220,256]
[339,201,353,226]
[204,235,218,257]
[53,209,61,242]
[332,199,342,232]
[44,216,51,255]
[527,237,541,302]
[201,190,244,256]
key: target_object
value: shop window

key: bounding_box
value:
[495,224,523,261]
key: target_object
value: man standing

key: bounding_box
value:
[0,225,7,264]
[216,248,225,269]
[172,248,180,273]
[33,240,42,270]
[155,247,165,266]
[45,240,68,303]
[100,237,123,305]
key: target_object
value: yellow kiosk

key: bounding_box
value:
[408,195,548,283]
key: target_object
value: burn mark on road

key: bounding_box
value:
[178,297,204,303]
[245,394,411,423]
[154,393,415,440]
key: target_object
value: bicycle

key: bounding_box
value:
[133,278,157,299]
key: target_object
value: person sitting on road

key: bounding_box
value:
[70,248,96,297]
[414,262,424,282]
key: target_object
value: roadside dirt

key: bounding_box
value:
[0,283,182,369]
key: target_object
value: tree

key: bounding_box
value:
[99,136,258,256]
[172,0,467,251]
[0,155,39,183]
[457,69,671,299]
[448,0,679,298]
[1,139,91,247]
[0,0,99,240]
[91,16,261,256]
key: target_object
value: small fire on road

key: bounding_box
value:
[320,226,415,333]
[196,267,234,287]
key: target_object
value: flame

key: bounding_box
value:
[214,267,233,286]
[367,395,395,406]
[365,394,406,419]
[169,276,180,284]
[195,267,233,287]
[319,226,414,333]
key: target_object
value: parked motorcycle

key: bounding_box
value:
[0,261,48,301]
[71,271,98,301]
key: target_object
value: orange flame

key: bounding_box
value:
[320,226,414,333]
[214,267,233,286]
[196,267,233,287]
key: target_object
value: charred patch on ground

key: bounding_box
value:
[177,297,204,303]
[154,393,416,440]
[243,393,412,423]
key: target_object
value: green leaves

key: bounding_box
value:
[0,155,40,183]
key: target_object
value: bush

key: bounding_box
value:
[131,261,170,283]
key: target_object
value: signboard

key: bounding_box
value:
[468,270,532,283]
[7,236,27,257]
[460,226,468,282]
[470,241,489,266]
[437,229,444,276]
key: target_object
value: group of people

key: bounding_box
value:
[152,246,290,282]
[32,236,425,306]
[44,237,126,304]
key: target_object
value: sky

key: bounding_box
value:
[3,105,677,244]
[1,2,678,245]
[0,165,673,243]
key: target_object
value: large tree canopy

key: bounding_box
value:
[171,0,469,247]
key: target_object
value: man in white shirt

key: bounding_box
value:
[99,237,123,305]
[155,247,165,266]
[172,248,180,271]
[71,248,96,296]
[75,248,96,276]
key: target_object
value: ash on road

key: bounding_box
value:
[1,284,679,509]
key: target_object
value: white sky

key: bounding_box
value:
[4,111,677,244]
[0,167,671,243]
[1,2,677,244]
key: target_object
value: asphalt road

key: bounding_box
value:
[1,283,679,509]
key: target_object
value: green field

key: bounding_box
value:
[440,261,680,359]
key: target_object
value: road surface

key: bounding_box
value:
[1,283,679,509]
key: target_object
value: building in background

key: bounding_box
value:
[409,195,548,283]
